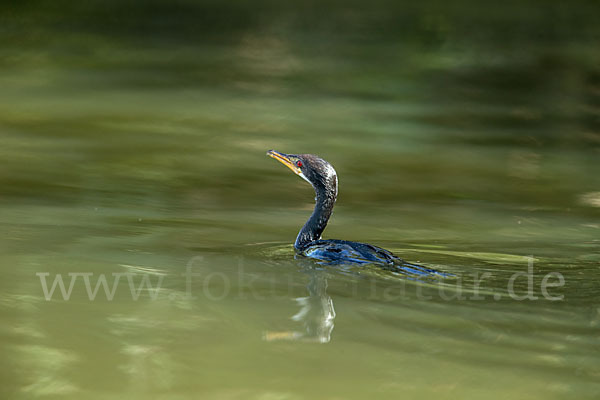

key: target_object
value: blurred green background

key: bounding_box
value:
[1,1,599,399]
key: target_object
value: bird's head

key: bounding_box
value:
[267,150,337,194]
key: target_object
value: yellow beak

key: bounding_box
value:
[267,150,301,176]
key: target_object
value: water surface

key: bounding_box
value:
[1,1,600,399]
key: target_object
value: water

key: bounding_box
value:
[1,1,600,399]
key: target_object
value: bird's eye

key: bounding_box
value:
[296,161,303,167]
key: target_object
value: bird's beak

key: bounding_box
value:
[267,150,301,176]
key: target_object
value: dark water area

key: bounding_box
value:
[1,1,599,399]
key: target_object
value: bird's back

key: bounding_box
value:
[300,239,441,276]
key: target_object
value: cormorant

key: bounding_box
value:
[267,150,438,275]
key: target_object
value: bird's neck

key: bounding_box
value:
[294,180,337,251]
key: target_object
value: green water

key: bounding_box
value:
[1,1,600,399]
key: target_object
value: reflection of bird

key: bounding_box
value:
[291,267,335,343]
[267,150,437,275]
[264,265,335,344]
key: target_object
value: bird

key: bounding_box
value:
[267,150,440,275]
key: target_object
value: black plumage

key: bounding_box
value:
[267,150,440,276]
